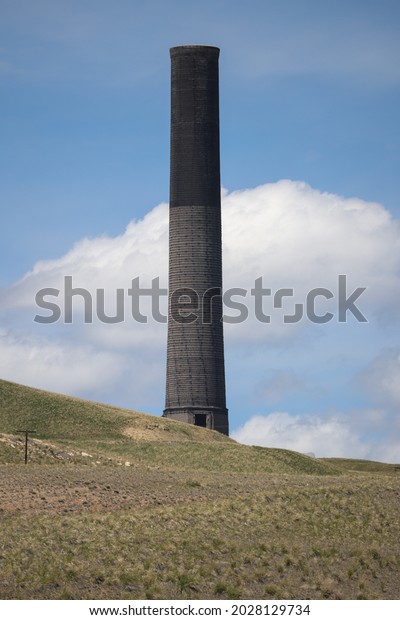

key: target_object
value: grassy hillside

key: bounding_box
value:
[1,379,399,600]
[0,378,228,443]
[0,379,338,475]
[322,458,399,474]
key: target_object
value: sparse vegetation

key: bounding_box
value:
[322,458,400,474]
[0,379,399,600]
[0,379,339,474]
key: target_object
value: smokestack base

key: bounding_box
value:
[163,407,228,435]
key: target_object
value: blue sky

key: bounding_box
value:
[1,0,400,461]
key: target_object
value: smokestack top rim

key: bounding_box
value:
[170,45,220,58]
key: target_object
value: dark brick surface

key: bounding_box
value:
[164,46,228,435]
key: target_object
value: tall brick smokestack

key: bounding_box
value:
[163,45,228,435]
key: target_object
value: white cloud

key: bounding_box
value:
[223,180,399,289]
[231,412,367,459]
[8,201,168,308]
[5,180,399,341]
[0,327,165,411]
[0,328,124,396]
[2,179,400,370]
[221,181,400,344]
[232,410,400,463]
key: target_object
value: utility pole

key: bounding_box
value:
[16,429,37,464]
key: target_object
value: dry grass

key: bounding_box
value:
[322,458,400,474]
[0,379,229,445]
[0,468,399,600]
[1,378,399,600]
[0,379,338,475]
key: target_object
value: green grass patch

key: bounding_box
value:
[0,379,339,475]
